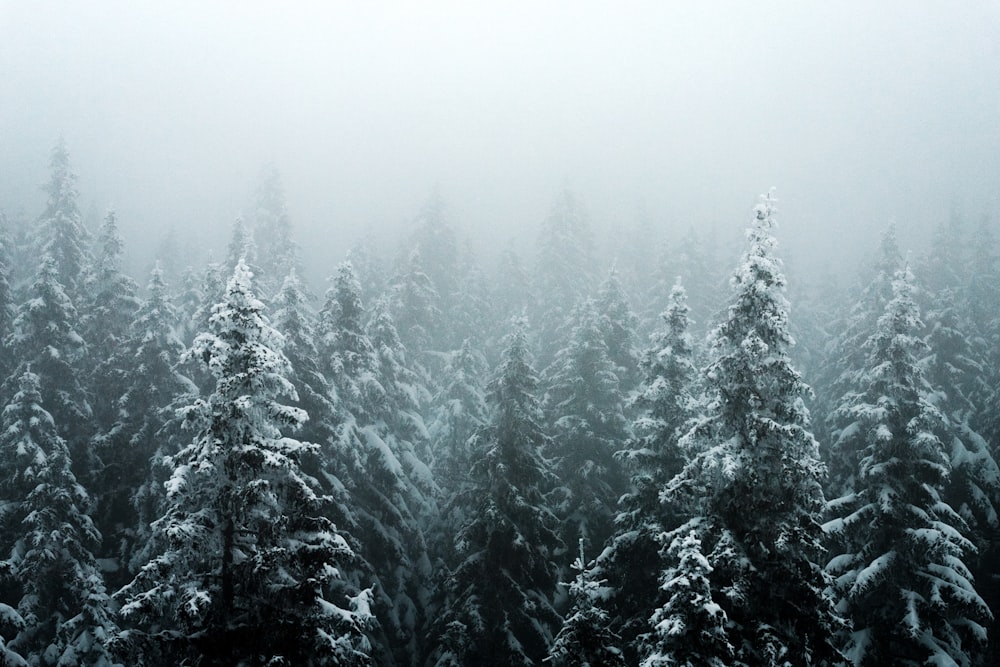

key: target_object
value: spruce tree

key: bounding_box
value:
[82,210,141,433]
[36,138,91,301]
[641,528,733,667]
[252,164,302,299]
[117,261,372,666]
[548,541,626,667]
[319,262,431,666]
[600,279,699,659]
[543,298,628,552]
[428,319,563,666]
[6,256,93,478]
[99,266,196,584]
[595,266,641,390]
[534,188,596,367]
[0,371,117,666]
[824,267,991,666]
[665,191,843,666]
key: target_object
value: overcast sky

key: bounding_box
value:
[1,1,998,281]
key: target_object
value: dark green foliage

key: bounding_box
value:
[429,319,563,667]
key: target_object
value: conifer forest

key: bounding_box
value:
[2,4,1000,667]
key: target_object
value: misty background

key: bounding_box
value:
[2,1,999,284]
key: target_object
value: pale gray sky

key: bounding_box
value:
[1,1,998,280]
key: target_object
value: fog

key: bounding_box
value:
[2,1,999,281]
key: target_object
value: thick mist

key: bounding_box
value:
[2,2,999,280]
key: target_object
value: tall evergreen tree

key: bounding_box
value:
[252,163,302,299]
[319,263,431,667]
[98,266,196,584]
[6,256,93,478]
[824,267,991,666]
[36,138,91,301]
[534,188,596,366]
[544,298,628,552]
[664,192,843,666]
[0,370,117,666]
[597,279,699,660]
[117,261,372,666]
[428,319,563,666]
[82,210,141,433]
[819,225,904,496]
[595,266,641,390]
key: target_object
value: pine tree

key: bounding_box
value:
[82,210,141,433]
[600,279,699,659]
[272,270,339,449]
[641,527,734,667]
[319,263,431,666]
[428,319,563,667]
[408,190,458,319]
[824,267,991,666]
[666,191,843,666]
[6,255,93,478]
[819,225,903,495]
[543,298,628,552]
[0,217,13,383]
[36,138,91,301]
[0,370,117,666]
[389,249,441,361]
[548,541,626,667]
[429,340,490,503]
[595,266,641,390]
[98,266,196,585]
[252,163,302,299]
[534,188,597,367]
[117,261,372,666]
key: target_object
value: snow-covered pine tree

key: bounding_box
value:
[272,270,339,449]
[599,278,699,660]
[223,217,258,278]
[6,255,94,480]
[665,191,843,666]
[818,225,903,496]
[82,210,141,433]
[252,163,303,300]
[534,188,597,367]
[0,370,117,666]
[98,266,196,586]
[318,262,431,666]
[429,340,490,506]
[388,248,441,364]
[641,526,733,667]
[445,244,494,352]
[428,318,563,667]
[117,260,372,666]
[595,266,641,390]
[921,287,1000,555]
[543,298,628,552]
[0,219,13,383]
[548,540,626,667]
[824,267,991,666]
[407,190,459,321]
[36,138,91,302]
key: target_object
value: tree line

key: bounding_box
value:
[0,141,998,666]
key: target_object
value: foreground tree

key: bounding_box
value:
[824,267,991,666]
[117,261,372,666]
[429,319,563,666]
[0,370,117,665]
[666,192,843,665]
